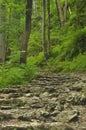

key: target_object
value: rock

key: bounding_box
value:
[50,110,59,116]
[71,92,86,105]
[25,93,32,97]
[56,110,79,123]
[41,111,50,118]
[50,125,74,130]
[9,93,23,98]
[0,71,86,129]
[71,85,82,91]
[0,106,12,110]
[68,111,79,122]
[0,112,13,121]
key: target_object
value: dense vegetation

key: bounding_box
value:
[0,0,86,87]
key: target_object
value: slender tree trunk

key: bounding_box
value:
[63,0,68,23]
[20,0,32,64]
[56,0,64,27]
[75,0,79,28]
[5,7,12,60]
[42,0,48,60]
[0,4,6,63]
[47,0,50,55]
[33,0,37,15]
[55,0,68,27]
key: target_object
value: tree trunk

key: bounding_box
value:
[55,0,68,27]
[0,4,6,63]
[5,7,12,61]
[75,0,79,28]
[42,0,48,60]
[56,0,64,27]
[20,0,32,64]
[63,0,68,23]
[33,0,37,15]
[47,0,50,55]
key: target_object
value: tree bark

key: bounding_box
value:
[55,0,68,27]
[0,4,6,63]
[20,0,32,64]
[63,0,68,23]
[42,0,48,60]
[56,0,64,27]
[47,0,50,55]
[33,0,37,15]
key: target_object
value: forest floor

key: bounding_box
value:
[0,71,86,130]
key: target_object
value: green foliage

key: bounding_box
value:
[57,28,86,61]
[0,0,86,89]
[46,53,86,73]
[27,52,44,66]
[59,54,86,72]
[13,128,17,130]
[46,27,86,73]
[16,100,26,107]
[0,52,44,88]
[28,31,42,56]
[0,63,37,88]
[70,54,86,71]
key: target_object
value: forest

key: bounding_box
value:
[0,0,86,87]
[0,0,86,130]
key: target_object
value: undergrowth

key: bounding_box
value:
[0,62,37,88]
[46,27,86,72]
[0,26,86,88]
[47,54,86,72]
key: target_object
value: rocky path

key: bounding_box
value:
[0,71,86,130]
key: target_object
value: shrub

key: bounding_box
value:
[0,63,37,88]
[58,28,86,61]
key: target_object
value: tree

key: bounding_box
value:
[42,0,48,60]
[33,0,37,15]
[0,3,6,63]
[55,0,68,27]
[47,0,50,55]
[20,0,32,64]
